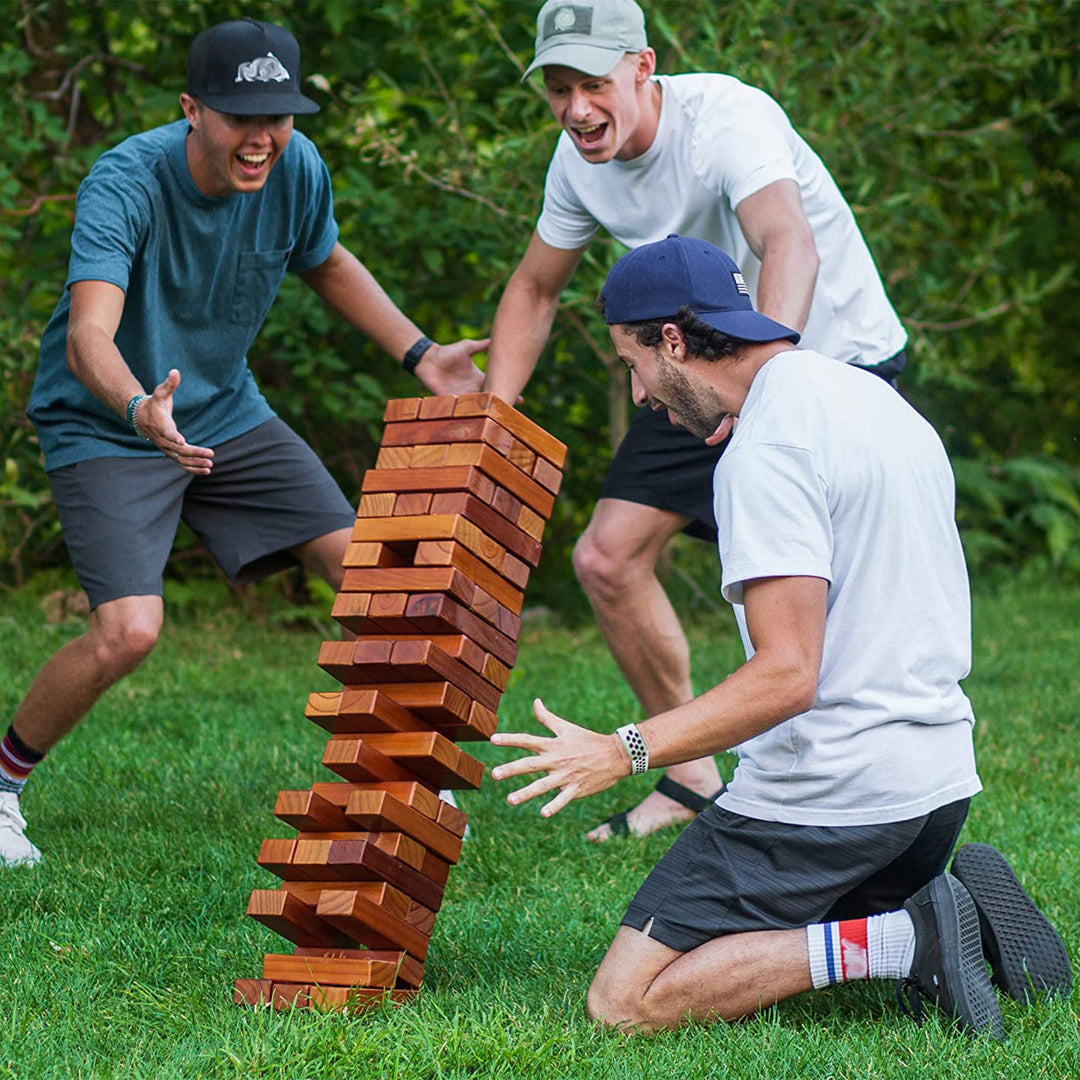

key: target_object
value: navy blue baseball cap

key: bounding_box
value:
[187,18,319,116]
[601,234,800,344]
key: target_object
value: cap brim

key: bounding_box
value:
[199,91,320,116]
[698,309,800,344]
[522,42,626,81]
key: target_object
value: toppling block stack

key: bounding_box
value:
[234,393,566,1014]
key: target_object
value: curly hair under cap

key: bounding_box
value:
[596,301,745,362]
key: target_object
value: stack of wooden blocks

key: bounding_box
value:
[233,393,566,1013]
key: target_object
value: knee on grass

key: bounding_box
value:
[586,971,680,1035]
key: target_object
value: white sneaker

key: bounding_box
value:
[0,791,42,867]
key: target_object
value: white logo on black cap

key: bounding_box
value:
[543,5,593,39]
[235,52,291,84]
[732,271,750,296]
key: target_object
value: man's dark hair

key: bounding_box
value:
[595,300,745,362]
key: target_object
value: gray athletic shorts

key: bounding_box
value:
[48,418,356,609]
[622,798,969,953]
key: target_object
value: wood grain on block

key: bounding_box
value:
[316,886,431,961]
[481,653,510,692]
[311,780,442,821]
[289,947,425,990]
[443,443,556,517]
[404,593,518,667]
[362,465,496,504]
[382,416,515,457]
[428,492,542,566]
[258,838,301,880]
[383,398,422,423]
[393,492,433,516]
[410,442,451,469]
[308,985,419,1012]
[246,889,351,949]
[305,689,428,735]
[341,542,409,569]
[281,851,445,913]
[295,830,449,887]
[417,395,456,419]
[501,551,531,590]
[413,540,525,614]
[363,681,471,727]
[436,798,469,838]
[344,790,464,864]
[451,393,568,468]
[341,567,476,608]
[357,493,396,518]
[274,789,352,832]
[467,587,522,640]
[516,504,546,541]
[318,640,380,684]
[506,438,536,475]
[490,485,523,526]
[375,445,414,470]
[467,701,500,740]
[351,514,506,574]
[532,456,564,494]
[367,592,415,635]
[362,731,485,790]
[388,639,502,712]
[262,951,415,990]
[233,978,274,1007]
[322,735,417,784]
[330,592,370,629]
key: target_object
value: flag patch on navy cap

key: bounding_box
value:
[543,5,593,39]
[732,271,750,296]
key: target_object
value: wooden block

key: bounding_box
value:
[375,446,414,470]
[436,798,469,838]
[330,592,370,627]
[351,514,506,573]
[262,951,420,990]
[345,790,464,864]
[358,493,396,518]
[442,443,556,517]
[322,736,417,784]
[362,465,495,504]
[308,985,419,1012]
[383,398,422,422]
[281,861,444,916]
[451,393,568,467]
[362,731,485,790]
[501,551,531,590]
[234,978,274,1007]
[516,504,546,541]
[413,540,525,615]
[381,416,515,457]
[246,889,351,948]
[506,437,536,474]
[318,640,390,684]
[490,485,523,526]
[341,542,409,568]
[394,492,432,516]
[417,395,456,419]
[305,689,428,735]
[340,567,476,608]
[532,456,564,494]
[467,701,500,740]
[410,442,450,468]
[389,639,502,712]
[274,789,352,832]
[257,838,301,879]
[317,886,431,961]
[404,593,518,667]
[367,592,414,635]
[428,492,542,566]
[467,587,522,640]
[481,653,510,692]
[311,780,442,821]
[289,947,425,990]
[317,682,478,737]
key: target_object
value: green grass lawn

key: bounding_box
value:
[1,579,1078,1079]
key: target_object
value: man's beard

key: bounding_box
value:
[655,356,729,441]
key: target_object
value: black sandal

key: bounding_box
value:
[602,776,725,837]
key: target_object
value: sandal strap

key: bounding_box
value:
[654,775,721,814]
[605,810,631,837]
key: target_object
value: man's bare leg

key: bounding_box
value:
[292,526,351,592]
[573,498,723,841]
[11,595,164,755]
[587,923,812,1033]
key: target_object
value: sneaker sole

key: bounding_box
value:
[952,843,1072,1002]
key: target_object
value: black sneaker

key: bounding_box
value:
[952,842,1072,1003]
[898,873,1004,1040]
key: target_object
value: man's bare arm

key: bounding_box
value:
[300,242,488,396]
[483,232,586,404]
[736,179,820,335]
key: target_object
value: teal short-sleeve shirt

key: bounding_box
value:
[28,120,339,471]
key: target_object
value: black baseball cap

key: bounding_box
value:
[187,18,319,116]
[601,235,800,344]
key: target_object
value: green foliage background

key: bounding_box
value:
[3,0,1080,602]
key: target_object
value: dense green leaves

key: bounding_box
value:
[3,1,1078,598]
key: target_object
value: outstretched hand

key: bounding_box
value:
[135,369,214,474]
[490,698,631,818]
[416,338,490,397]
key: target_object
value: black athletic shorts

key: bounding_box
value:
[48,418,356,609]
[600,350,908,542]
[622,795,968,953]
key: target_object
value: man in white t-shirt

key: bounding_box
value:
[484,0,909,842]
[489,235,1071,1035]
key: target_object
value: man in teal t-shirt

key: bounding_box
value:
[0,18,486,867]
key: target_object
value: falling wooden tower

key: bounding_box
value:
[233,393,565,1012]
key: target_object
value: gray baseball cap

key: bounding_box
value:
[523,0,648,81]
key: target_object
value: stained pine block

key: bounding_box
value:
[501,551,531,590]
[280,860,444,915]
[393,492,433,516]
[381,416,515,457]
[350,515,506,575]
[311,780,442,821]
[428,492,542,566]
[234,980,416,1013]
[467,701,500,740]
[322,736,417,784]
[316,886,431,961]
[410,443,451,468]
[436,798,469,839]
[413,540,526,614]
[344,789,464,864]
[490,486,523,526]
[383,398,422,423]
[466,588,522,641]
[532,456,564,494]
[291,947,426,990]
[262,951,420,990]
[341,542,409,569]
[361,731,485,790]
[481,654,510,692]
[388,640,502,712]
[506,437,536,474]
[274,790,352,832]
[516,504,546,541]
[246,889,351,949]
[417,395,457,420]
[357,493,396,518]
[361,465,495,503]
[340,567,477,608]
[375,446,414,470]
[451,393,568,468]
[306,689,428,735]
[404,593,518,667]
[316,683,480,738]
[442,443,556,517]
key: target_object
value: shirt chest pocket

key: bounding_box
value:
[229,248,291,326]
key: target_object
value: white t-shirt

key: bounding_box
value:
[537,73,907,368]
[714,351,981,826]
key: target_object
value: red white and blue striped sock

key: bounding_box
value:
[806,911,916,988]
[0,726,44,796]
